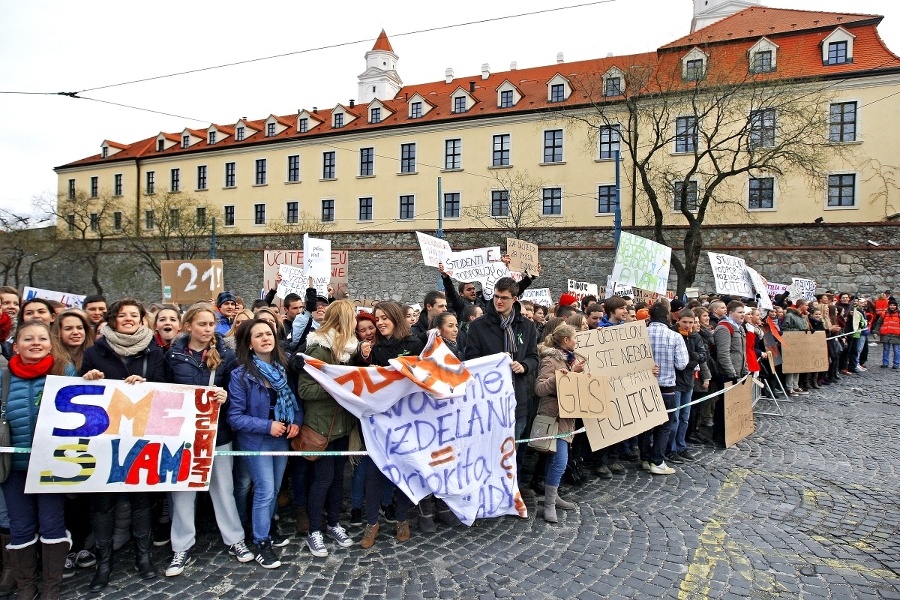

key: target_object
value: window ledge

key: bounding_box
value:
[828,140,863,146]
[222,186,236,190]
[284,180,301,185]
[747,207,777,212]
[194,188,208,193]
[319,178,337,182]
[397,171,418,176]
[112,194,123,198]
[441,168,464,173]
[252,183,268,188]
[541,213,564,218]
[357,220,374,224]
[594,158,620,163]
[357,175,375,179]
[539,161,566,166]
[488,165,513,170]
[595,212,617,216]
[824,205,858,211]
[670,150,697,156]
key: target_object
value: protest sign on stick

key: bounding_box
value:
[506,238,538,276]
[610,232,672,295]
[416,232,452,267]
[780,331,828,373]
[724,380,755,448]
[767,282,788,299]
[26,377,219,493]
[708,252,753,296]
[303,234,332,296]
[161,259,224,304]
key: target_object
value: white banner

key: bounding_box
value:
[787,277,817,302]
[519,288,552,307]
[301,336,526,525]
[610,232,672,295]
[708,252,753,296]
[415,232,452,267]
[743,266,773,311]
[23,286,85,309]
[443,247,502,272]
[26,377,219,493]
[567,279,598,304]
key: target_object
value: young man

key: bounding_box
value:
[668,310,707,464]
[282,293,305,343]
[82,294,108,329]
[411,291,448,336]
[214,291,238,336]
[585,303,605,329]
[598,297,627,328]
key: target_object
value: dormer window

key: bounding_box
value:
[182,135,190,149]
[266,123,276,137]
[236,127,245,141]
[822,28,855,65]
[410,102,422,118]
[500,90,513,108]
[751,51,773,73]
[604,77,622,97]
[208,131,216,144]
[546,75,571,103]
[299,118,308,133]
[334,113,344,128]
[370,107,381,123]
[453,96,467,114]
[157,139,164,152]
[828,41,848,64]
[685,59,704,80]
[101,147,108,158]
[550,84,565,103]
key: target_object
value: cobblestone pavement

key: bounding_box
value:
[62,363,900,599]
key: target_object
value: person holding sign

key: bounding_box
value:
[1,321,77,600]
[534,324,581,523]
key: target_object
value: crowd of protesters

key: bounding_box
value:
[0,268,895,597]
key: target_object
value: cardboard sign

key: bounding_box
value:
[610,232,672,295]
[780,330,829,373]
[263,250,349,299]
[519,288,552,308]
[160,259,224,304]
[708,252,753,297]
[26,376,219,493]
[416,231,452,267]
[506,238,538,276]
[724,380,755,448]
[567,279,599,304]
[351,298,380,309]
[23,286,85,309]
[556,371,609,419]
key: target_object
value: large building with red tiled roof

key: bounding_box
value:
[55,6,900,238]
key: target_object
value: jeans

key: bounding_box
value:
[639,391,675,466]
[307,436,349,534]
[785,372,800,391]
[1,470,67,545]
[669,389,693,454]
[245,436,289,544]
[351,458,392,511]
[545,440,569,487]
[290,457,310,509]
[884,343,900,367]
[232,454,252,528]
[849,335,865,370]
[364,457,412,526]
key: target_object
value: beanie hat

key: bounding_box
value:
[558,293,578,307]
[216,291,236,306]
[670,299,685,312]
[636,308,650,321]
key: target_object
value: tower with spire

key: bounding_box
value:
[357,30,403,104]
[691,0,760,32]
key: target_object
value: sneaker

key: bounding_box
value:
[396,521,411,543]
[153,520,171,547]
[609,462,627,474]
[594,465,613,479]
[64,552,76,579]
[255,540,281,569]
[349,508,363,527]
[702,418,714,428]
[306,531,328,557]
[360,523,379,549]
[795,389,810,396]
[678,450,697,461]
[380,503,397,524]
[857,365,868,372]
[641,461,652,471]
[165,550,195,577]
[270,530,290,548]
[666,453,685,465]
[74,549,97,568]
[326,524,353,548]
[649,462,676,475]
[228,540,254,563]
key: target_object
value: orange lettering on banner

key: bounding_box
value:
[334,366,407,397]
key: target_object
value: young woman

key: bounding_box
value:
[1,321,76,600]
[17,298,56,326]
[296,300,362,557]
[430,311,462,359]
[404,305,417,328]
[163,304,253,576]
[361,301,424,547]
[81,299,166,591]
[566,313,589,332]
[153,305,182,351]
[534,324,580,523]
[52,308,95,373]
[227,319,301,569]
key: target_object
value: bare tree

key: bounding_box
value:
[464,169,570,239]
[570,59,857,293]
[266,210,336,236]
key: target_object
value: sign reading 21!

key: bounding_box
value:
[160,259,224,304]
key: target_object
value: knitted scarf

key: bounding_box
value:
[8,354,54,379]
[100,324,155,357]
[500,312,518,355]
[252,356,298,424]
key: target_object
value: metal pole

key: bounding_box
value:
[436,177,444,291]
[614,150,622,249]
[210,217,216,259]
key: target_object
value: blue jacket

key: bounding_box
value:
[215,312,232,337]
[165,334,237,447]
[5,363,77,471]
[227,364,302,451]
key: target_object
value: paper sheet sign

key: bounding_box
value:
[519,288,552,308]
[610,232,672,295]
[506,238,538,276]
[567,279,598,304]
[416,232,452,267]
[708,252,753,297]
[160,259,224,304]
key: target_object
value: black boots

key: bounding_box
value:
[89,506,115,593]
[0,531,16,597]
[131,507,157,581]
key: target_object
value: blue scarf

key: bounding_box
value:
[252,356,299,424]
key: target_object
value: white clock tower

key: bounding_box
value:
[692,0,760,32]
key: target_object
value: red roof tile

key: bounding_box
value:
[372,30,393,53]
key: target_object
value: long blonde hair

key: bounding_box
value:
[51,309,95,372]
[181,303,222,371]
[316,300,358,363]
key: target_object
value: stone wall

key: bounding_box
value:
[25,221,900,305]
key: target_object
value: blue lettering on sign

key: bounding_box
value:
[52,385,109,437]
[107,438,149,483]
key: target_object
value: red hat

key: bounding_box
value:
[559,293,578,307]
[636,308,650,321]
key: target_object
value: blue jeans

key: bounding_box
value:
[669,389,693,454]
[639,391,675,466]
[883,342,900,368]
[245,436,289,544]
[232,454,252,528]
[545,440,569,487]
[1,470,66,545]
[848,335,865,370]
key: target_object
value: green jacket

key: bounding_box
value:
[296,331,359,441]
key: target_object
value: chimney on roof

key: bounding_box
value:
[349,99,355,108]
[607,52,614,58]
[445,68,454,83]
[510,61,517,70]
[481,63,490,80]
[557,52,564,64]
[469,81,476,93]
[313,107,318,113]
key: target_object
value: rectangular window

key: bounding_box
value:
[208,131,216,144]
[157,139,165,152]
[828,174,856,207]
[287,155,300,182]
[445,139,461,170]
[604,77,622,96]
[170,168,180,192]
[66,214,75,232]
[299,118,308,133]
[333,113,343,128]
[197,165,207,190]
[597,185,618,214]
[358,197,373,221]
[224,162,235,187]
[169,208,180,229]
[182,135,189,149]
[827,41,848,65]
[254,203,266,225]
[749,109,776,149]
[146,171,155,194]
[255,159,267,185]
[359,148,374,176]
[550,83,565,102]
[500,90,513,108]
[749,177,775,209]
[323,152,336,179]
[492,134,510,166]
[599,125,621,159]
[286,201,299,224]
[236,127,244,141]
[224,205,235,226]
[491,190,509,217]
[195,207,206,227]
[90,176,98,198]
[829,102,857,142]
[113,211,122,230]
[751,50,773,73]
[543,130,563,163]
[542,187,562,215]
[685,59,704,80]
[675,116,697,153]
[89,213,99,232]
[145,210,155,230]
[67,179,75,200]
[444,193,460,218]
[266,123,275,137]
[114,174,123,196]
[410,102,422,119]
[400,143,416,173]
[453,96,467,113]
[399,195,415,219]
[102,147,108,158]
[370,107,381,123]
[321,199,335,222]
[674,180,698,212]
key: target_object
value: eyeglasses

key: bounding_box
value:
[494,295,514,301]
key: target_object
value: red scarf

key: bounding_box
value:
[8,354,55,379]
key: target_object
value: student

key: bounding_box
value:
[152,305,182,352]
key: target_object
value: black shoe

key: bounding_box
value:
[349,508,363,527]
[381,503,397,524]
[254,540,281,569]
[678,450,697,461]
[666,453,685,465]
[594,465,613,480]
[530,478,545,495]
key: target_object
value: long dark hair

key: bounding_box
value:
[234,318,287,380]
[373,301,410,341]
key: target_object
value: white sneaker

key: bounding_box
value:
[649,462,676,475]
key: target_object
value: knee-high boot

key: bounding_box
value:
[131,506,157,580]
[89,505,115,593]
[39,533,71,600]
[6,535,38,600]
[0,531,16,597]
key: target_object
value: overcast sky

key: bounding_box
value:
[1,0,898,216]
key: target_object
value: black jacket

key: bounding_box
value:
[80,336,166,383]
[673,328,708,392]
[371,335,425,367]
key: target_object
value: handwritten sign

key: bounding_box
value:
[519,288,552,308]
[708,252,753,297]
[744,266,773,311]
[303,234,331,279]
[416,231,452,267]
[610,232,671,295]
[23,286,85,309]
[787,277,817,302]
[448,259,519,298]
[26,377,219,493]
[263,250,349,298]
[556,371,608,419]
[724,380,755,448]
[506,238,538,276]
[567,279,599,304]
[781,331,828,373]
[160,259,224,304]
[444,247,501,273]
[274,264,305,299]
